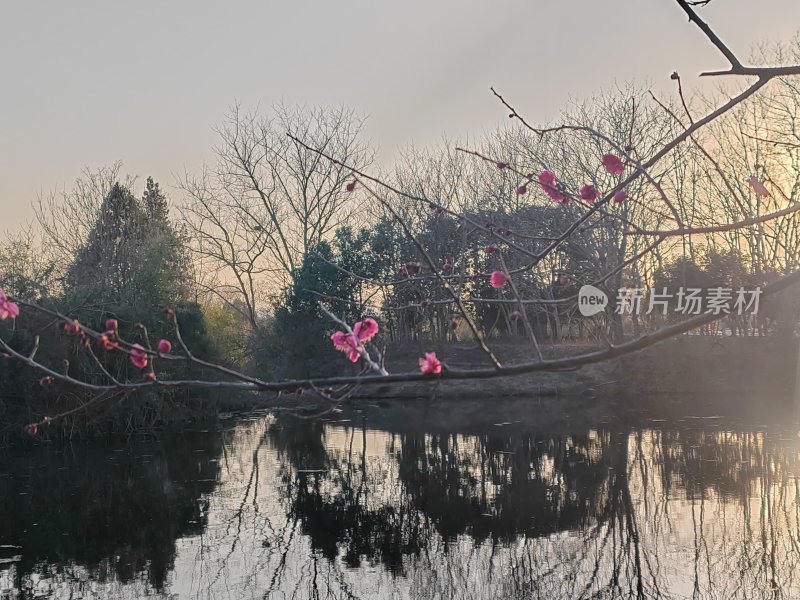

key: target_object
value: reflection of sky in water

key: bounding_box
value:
[2,411,800,599]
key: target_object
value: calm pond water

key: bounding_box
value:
[2,399,800,599]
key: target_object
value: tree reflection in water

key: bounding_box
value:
[261,416,800,599]
[2,409,800,599]
[0,431,220,598]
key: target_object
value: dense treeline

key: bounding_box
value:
[0,175,218,436]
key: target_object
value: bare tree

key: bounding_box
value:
[0,224,57,301]
[686,38,800,277]
[179,103,374,331]
[33,162,136,282]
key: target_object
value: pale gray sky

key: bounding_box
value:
[2,0,799,231]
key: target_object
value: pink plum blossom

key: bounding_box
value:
[130,344,148,369]
[538,170,556,191]
[747,176,770,197]
[106,318,118,331]
[538,171,565,202]
[579,184,599,202]
[352,318,378,343]
[157,339,172,354]
[98,332,119,351]
[484,244,498,254]
[331,318,379,363]
[516,184,528,196]
[331,331,361,363]
[602,154,625,175]
[613,189,628,204]
[0,289,19,321]
[419,352,442,375]
[490,271,508,289]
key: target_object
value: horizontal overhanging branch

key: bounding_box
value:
[14,267,797,395]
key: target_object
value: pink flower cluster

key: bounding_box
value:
[524,154,629,206]
[129,338,171,370]
[0,289,19,321]
[327,317,443,376]
[61,316,173,373]
[331,318,379,363]
[98,319,120,350]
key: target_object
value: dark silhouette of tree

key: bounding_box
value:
[255,241,365,379]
